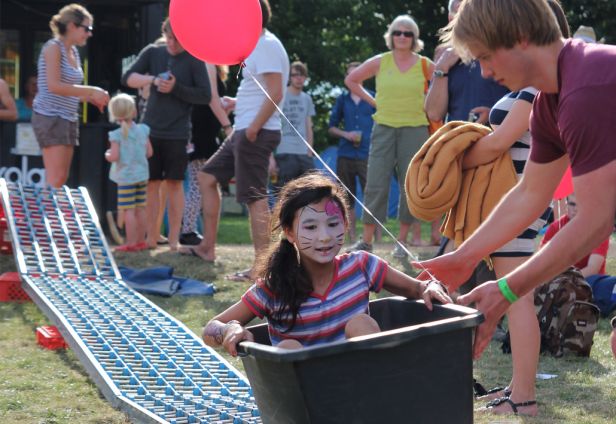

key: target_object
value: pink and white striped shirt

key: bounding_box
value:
[242,251,387,346]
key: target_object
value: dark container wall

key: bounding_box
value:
[240,298,483,424]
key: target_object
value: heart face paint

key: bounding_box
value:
[292,198,346,265]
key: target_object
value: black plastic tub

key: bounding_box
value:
[238,297,483,424]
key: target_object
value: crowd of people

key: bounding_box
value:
[1,0,615,418]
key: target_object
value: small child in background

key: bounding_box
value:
[105,93,153,252]
[203,172,451,356]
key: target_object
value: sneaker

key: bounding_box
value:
[180,232,203,246]
[345,239,373,253]
[391,242,408,258]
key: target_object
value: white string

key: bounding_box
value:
[240,65,436,266]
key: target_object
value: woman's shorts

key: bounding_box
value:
[32,112,79,148]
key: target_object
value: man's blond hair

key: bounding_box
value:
[441,0,562,61]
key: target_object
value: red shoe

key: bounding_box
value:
[133,242,148,251]
[115,244,138,252]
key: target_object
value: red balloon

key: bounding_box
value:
[170,0,262,65]
[553,166,573,199]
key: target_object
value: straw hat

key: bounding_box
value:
[573,25,604,43]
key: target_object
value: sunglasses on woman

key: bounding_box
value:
[78,24,93,33]
[392,30,413,38]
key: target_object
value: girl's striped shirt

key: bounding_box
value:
[242,251,387,346]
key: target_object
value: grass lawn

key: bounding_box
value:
[0,216,615,423]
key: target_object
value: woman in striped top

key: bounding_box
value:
[32,3,109,188]
[202,173,451,355]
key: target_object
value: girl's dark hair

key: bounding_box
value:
[255,172,349,332]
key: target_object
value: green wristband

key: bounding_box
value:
[497,278,519,303]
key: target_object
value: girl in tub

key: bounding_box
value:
[203,172,451,355]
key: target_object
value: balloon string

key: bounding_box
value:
[239,65,442,271]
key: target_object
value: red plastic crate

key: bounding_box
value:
[0,272,30,302]
[36,326,68,350]
[0,207,12,255]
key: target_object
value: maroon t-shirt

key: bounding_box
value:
[530,39,616,176]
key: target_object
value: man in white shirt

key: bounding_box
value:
[181,0,290,282]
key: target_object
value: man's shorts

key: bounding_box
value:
[32,112,79,148]
[149,137,188,181]
[117,181,147,210]
[202,129,280,204]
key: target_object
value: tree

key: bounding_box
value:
[227,0,615,152]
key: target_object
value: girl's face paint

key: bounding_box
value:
[289,198,346,265]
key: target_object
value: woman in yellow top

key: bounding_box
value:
[345,14,438,256]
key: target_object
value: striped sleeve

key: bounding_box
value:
[360,252,388,293]
[515,87,538,104]
[241,281,272,319]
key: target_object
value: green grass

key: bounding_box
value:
[0,219,615,423]
[217,215,436,245]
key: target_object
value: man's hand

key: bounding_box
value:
[156,73,176,94]
[457,281,510,359]
[412,251,477,291]
[268,155,278,177]
[435,47,460,73]
[246,126,259,143]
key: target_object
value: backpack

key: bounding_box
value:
[420,56,444,135]
[534,267,600,357]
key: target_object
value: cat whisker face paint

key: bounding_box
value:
[291,198,346,264]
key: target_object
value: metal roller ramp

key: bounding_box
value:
[0,179,261,424]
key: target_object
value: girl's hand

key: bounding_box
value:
[222,321,254,357]
[422,280,452,311]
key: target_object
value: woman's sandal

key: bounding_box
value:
[483,397,537,415]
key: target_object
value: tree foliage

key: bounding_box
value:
[226,0,614,152]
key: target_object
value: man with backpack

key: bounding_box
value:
[414,0,616,362]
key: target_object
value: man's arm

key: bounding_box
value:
[306,115,314,153]
[458,160,616,358]
[169,60,211,105]
[505,162,616,296]
[424,47,459,122]
[0,79,17,121]
[327,95,352,140]
[245,72,283,142]
[122,46,155,89]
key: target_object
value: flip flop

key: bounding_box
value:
[225,270,253,282]
[178,246,215,263]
